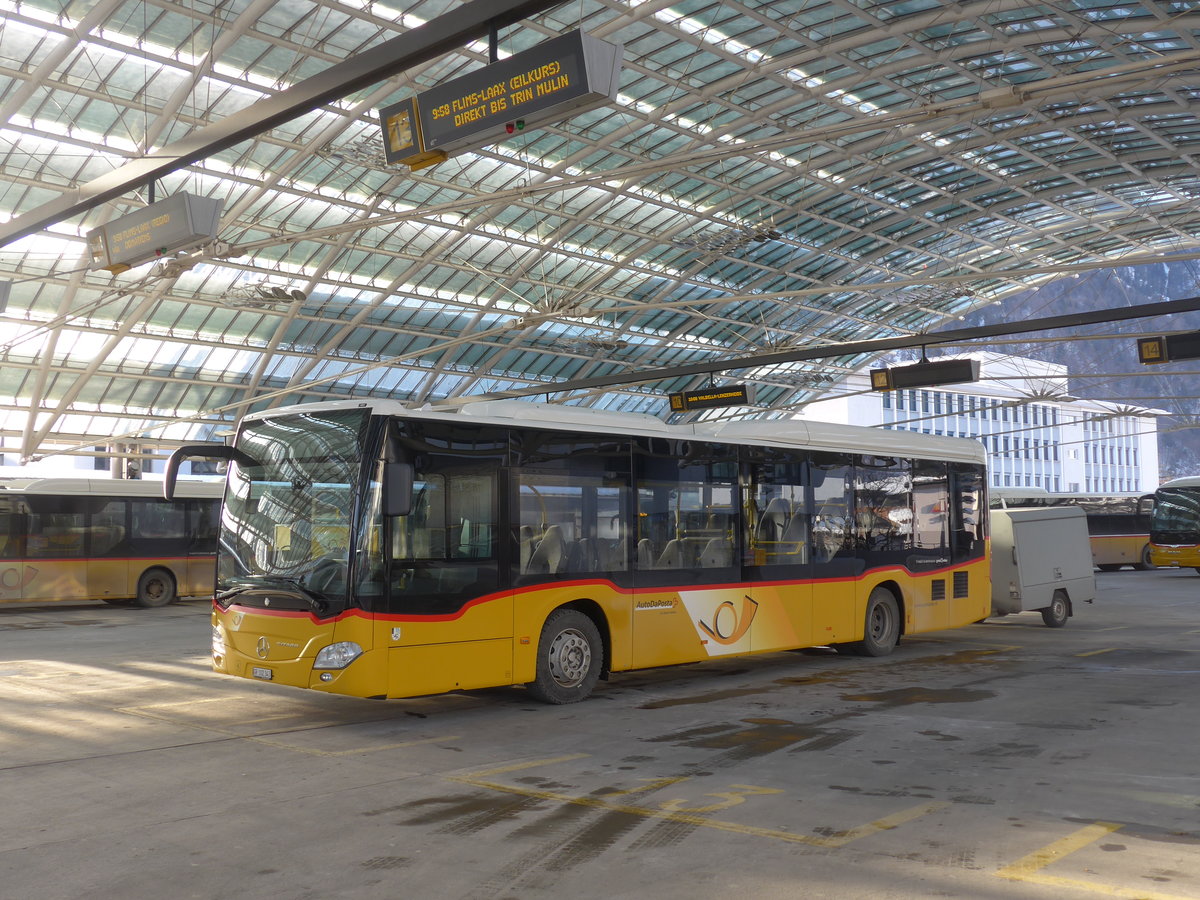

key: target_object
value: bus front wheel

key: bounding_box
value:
[135,568,177,608]
[1133,545,1155,570]
[848,588,900,657]
[526,609,602,704]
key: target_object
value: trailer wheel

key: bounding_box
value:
[847,587,900,657]
[1040,590,1069,628]
[525,609,602,704]
[135,568,177,608]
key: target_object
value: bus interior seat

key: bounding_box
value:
[525,524,565,574]
[699,538,732,568]
[637,538,655,569]
[755,497,791,543]
[567,538,591,572]
[594,539,622,571]
[812,505,844,560]
[519,525,535,571]
[655,538,685,568]
[781,512,809,562]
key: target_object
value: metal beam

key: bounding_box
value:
[0,0,563,248]
[441,295,1200,404]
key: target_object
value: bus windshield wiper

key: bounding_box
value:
[221,574,335,614]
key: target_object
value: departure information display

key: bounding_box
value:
[669,385,753,412]
[86,193,223,274]
[380,30,621,169]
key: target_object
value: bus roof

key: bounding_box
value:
[0,477,223,498]
[246,397,987,466]
[1157,476,1200,489]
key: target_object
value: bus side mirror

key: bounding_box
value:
[163,443,259,500]
[383,463,413,517]
[164,443,235,500]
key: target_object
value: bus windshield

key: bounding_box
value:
[1150,486,1200,542]
[218,408,370,613]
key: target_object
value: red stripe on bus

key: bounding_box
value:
[219,559,985,625]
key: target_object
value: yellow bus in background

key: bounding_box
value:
[168,399,990,704]
[0,477,222,607]
[1148,477,1200,572]
[990,488,1156,571]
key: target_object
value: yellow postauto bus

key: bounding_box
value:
[166,399,990,704]
[0,477,222,607]
[990,488,1156,571]
[1148,476,1200,572]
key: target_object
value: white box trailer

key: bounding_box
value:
[989,506,1096,627]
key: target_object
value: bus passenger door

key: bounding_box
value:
[808,455,860,644]
[632,438,741,668]
[25,498,89,602]
[743,455,813,652]
[0,501,29,602]
[185,498,219,597]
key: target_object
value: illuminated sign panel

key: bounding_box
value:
[86,192,223,274]
[379,30,622,169]
[669,384,753,411]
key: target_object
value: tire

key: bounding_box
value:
[135,568,177,608]
[1132,545,1155,571]
[847,587,900,657]
[1040,590,1069,628]
[525,609,602,704]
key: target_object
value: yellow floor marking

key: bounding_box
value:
[995,822,1199,900]
[451,755,943,847]
[1075,648,1116,657]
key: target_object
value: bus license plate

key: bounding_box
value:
[251,666,273,680]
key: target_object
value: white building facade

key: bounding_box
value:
[801,353,1160,493]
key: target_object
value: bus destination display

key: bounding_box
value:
[379,30,622,169]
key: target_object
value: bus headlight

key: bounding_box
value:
[314,641,363,669]
[211,625,226,657]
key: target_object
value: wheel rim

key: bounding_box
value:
[1053,597,1066,619]
[144,579,165,601]
[547,627,592,688]
[868,599,894,641]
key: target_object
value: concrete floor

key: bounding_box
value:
[1,569,1198,900]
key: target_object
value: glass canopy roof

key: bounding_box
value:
[2,0,1199,466]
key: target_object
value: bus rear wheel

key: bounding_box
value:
[526,609,602,704]
[848,587,900,657]
[135,568,177,608]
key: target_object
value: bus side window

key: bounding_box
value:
[912,461,949,550]
[91,499,127,556]
[744,451,808,569]
[27,502,86,558]
[810,457,853,562]
[0,509,21,559]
